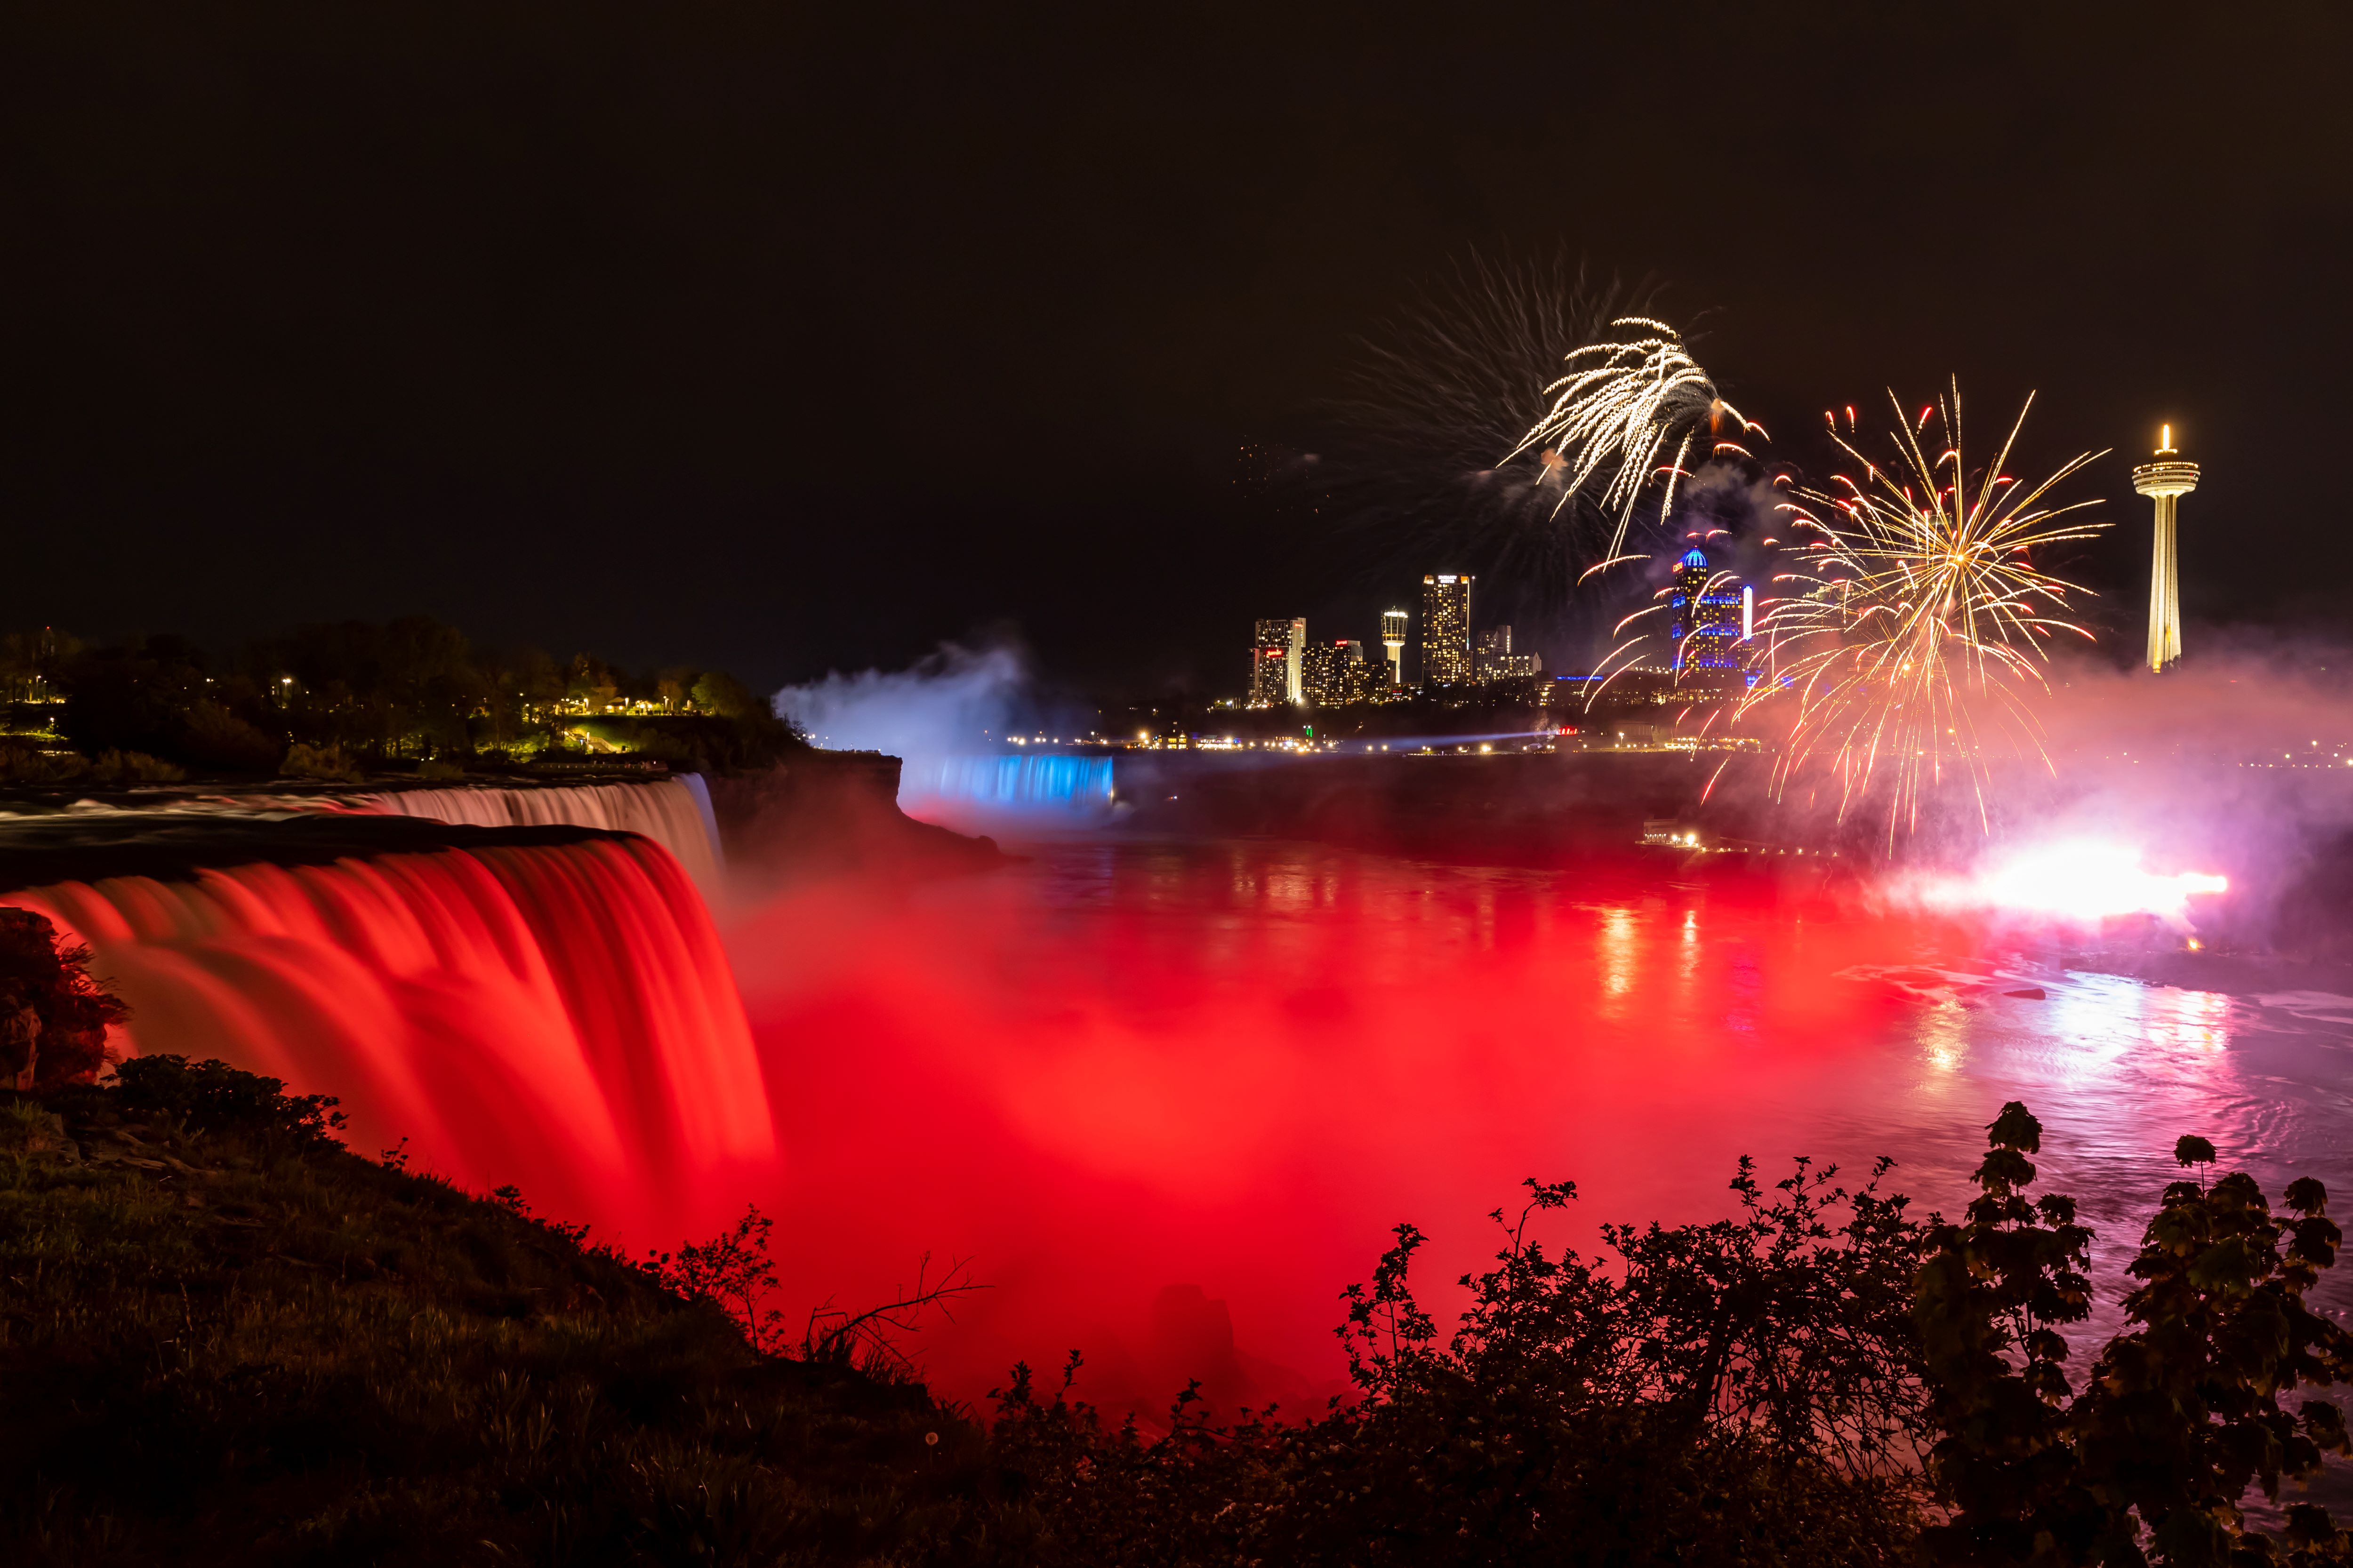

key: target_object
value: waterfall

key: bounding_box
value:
[903,754,1114,816]
[365,776,723,890]
[3,834,771,1240]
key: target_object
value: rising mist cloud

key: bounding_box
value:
[773,643,1027,769]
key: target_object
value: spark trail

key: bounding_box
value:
[1509,318,1764,558]
[1743,385,2108,843]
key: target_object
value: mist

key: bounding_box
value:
[1887,638,2353,953]
[772,642,1115,824]
[774,643,1026,767]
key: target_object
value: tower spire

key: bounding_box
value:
[2131,429,2199,673]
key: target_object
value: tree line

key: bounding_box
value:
[0,618,800,780]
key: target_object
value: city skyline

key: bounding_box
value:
[1243,569,1565,708]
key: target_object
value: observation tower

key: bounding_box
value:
[2131,425,2198,673]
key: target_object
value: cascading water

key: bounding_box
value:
[903,753,1114,818]
[3,832,771,1241]
[364,776,724,892]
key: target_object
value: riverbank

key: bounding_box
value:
[0,1058,998,1566]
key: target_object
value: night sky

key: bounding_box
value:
[4,3,2346,695]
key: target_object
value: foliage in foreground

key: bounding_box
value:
[989,1159,1931,1567]
[1918,1106,2353,1567]
[7,1052,2353,1565]
[0,907,130,1090]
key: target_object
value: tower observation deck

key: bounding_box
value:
[2131,425,2198,673]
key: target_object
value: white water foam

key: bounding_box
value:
[366,777,723,892]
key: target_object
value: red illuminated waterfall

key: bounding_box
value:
[4,834,769,1241]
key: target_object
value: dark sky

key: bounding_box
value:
[3,2,2346,695]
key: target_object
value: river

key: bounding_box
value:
[725,832,2353,1420]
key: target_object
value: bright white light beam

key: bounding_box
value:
[1932,840,2227,926]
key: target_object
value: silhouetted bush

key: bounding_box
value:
[88,748,185,783]
[1915,1104,2353,1566]
[280,739,364,781]
[989,1161,1931,1567]
[981,1111,2353,1566]
[110,1053,346,1147]
[0,739,89,784]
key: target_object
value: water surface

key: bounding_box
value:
[726,834,2353,1414]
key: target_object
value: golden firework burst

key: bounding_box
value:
[1741,384,2107,841]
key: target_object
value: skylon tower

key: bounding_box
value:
[2131,425,2198,673]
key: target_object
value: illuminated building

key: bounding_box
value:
[1301,639,1342,705]
[1421,575,1473,685]
[1250,618,1305,706]
[1668,548,1742,677]
[1475,625,1540,681]
[1381,608,1407,687]
[1302,640,1382,706]
[2132,425,2198,673]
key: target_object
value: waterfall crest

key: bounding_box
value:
[5,834,770,1240]
[366,777,722,890]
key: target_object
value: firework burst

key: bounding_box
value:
[1318,252,1637,610]
[1509,318,1765,558]
[1743,384,2107,842]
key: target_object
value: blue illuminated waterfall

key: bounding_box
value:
[904,753,1115,815]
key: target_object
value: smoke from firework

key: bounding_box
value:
[1312,252,1644,638]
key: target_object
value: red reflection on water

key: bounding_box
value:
[725,842,1982,1415]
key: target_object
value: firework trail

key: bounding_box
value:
[1318,252,1642,611]
[1509,318,1765,560]
[1742,384,2108,844]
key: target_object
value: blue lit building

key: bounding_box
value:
[1669,548,1745,677]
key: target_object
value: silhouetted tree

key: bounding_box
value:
[0,909,128,1089]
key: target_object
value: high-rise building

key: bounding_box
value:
[1668,549,1743,677]
[1250,617,1305,705]
[1475,625,1542,681]
[2132,425,2198,673]
[1421,575,1473,685]
[1300,639,1341,705]
[1300,639,1376,706]
[1380,609,1408,687]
